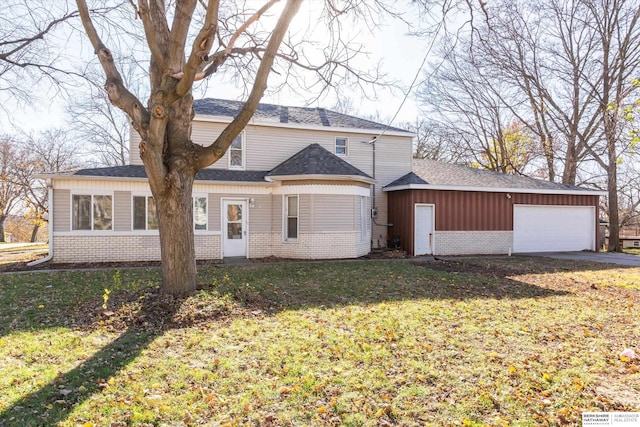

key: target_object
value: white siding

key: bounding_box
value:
[53,189,70,232]
[129,129,142,166]
[114,191,131,231]
[312,194,355,232]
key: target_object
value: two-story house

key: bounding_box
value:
[40,98,414,263]
[38,98,605,265]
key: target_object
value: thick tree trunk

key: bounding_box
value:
[146,94,199,295]
[155,176,197,294]
[0,215,6,242]
[30,223,40,243]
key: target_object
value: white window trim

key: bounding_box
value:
[131,193,159,233]
[335,137,349,157]
[283,194,299,243]
[70,192,114,232]
[227,131,246,170]
[193,194,208,232]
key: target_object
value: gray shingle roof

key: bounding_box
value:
[386,158,598,192]
[267,143,371,179]
[67,144,371,182]
[71,165,270,182]
[193,98,409,133]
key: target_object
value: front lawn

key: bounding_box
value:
[1,257,638,426]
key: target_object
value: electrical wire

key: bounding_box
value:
[369,20,445,142]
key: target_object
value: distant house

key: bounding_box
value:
[385,159,606,256]
[38,100,605,264]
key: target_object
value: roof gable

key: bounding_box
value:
[267,143,371,179]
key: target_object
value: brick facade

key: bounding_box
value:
[434,231,514,256]
[53,235,220,263]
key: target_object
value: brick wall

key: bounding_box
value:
[53,232,369,263]
[53,235,220,263]
[249,231,366,259]
[434,231,513,256]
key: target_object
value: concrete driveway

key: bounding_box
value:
[532,251,640,267]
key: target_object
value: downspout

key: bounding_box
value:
[27,183,53,266]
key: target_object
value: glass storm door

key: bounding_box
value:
[223,200,247,257]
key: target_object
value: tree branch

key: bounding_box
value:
[174,0,218,97]
[0,10,78,59]
[224,0,279,56]
[137,0,167,69]
[196,0,303,169]
[75,0,149,135]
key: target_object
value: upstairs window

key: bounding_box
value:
[133,196,158,230]
[284,195,298,241]
[335,137,348,156]
[72,194,113,231]
[228,132,245,170]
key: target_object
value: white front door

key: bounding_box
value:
[414,204,434,255]
[223,200,247,257]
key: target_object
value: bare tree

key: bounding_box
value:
[418,37,541,175]
[16,129,81,241]
[403,119,468,163]
[75,0,400,294]
[0,1,80,115]
[583,0,640,251]
[0,138,24,242]
[69,92,130,166]
[66,61,148,167]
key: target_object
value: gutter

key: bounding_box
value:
[27,183,53,266]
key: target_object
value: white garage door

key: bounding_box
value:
[513,205,595,253]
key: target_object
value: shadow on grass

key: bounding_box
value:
[0,294,177,427]
[0,256,618,425]
[196,258,575,313]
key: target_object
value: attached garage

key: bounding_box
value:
[513,205,596,252]
[385,159,605,256]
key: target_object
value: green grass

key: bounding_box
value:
[1,258,639,426]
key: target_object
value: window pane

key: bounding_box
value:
[93,195,113,230]
[287,218,298,239]
[227,204,242,221]
[133,196,146,230]
[227,222,242,239]
[287,196,298,216]
[230,149,242,167]
[147,196,158,230]
[231,134,242,149]
[72,195,91,230]
[194,197,207,230]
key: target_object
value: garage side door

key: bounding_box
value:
[513,205,595,252]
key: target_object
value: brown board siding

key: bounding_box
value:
[388,189,599,256]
